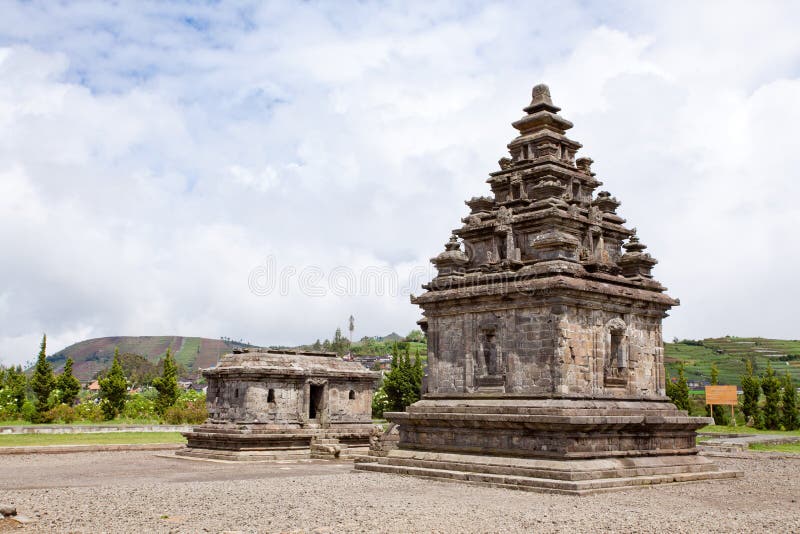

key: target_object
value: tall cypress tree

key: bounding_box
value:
[760,362,781,430]
[383,343,423,412]
[707,362,727,424]
[740,359,761,426]
[99,348,128,420]
[666,362,690,412]
[30,334,55,416]
[781,372,799,431]
[153,349,179,416]
[56,358,81,406]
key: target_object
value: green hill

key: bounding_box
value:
[665,337,800,386]
[46,336,253,381]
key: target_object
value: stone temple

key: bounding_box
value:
[179,349,379,460]
[356,84,740,493]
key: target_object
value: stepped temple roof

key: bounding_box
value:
[415,84,676,310]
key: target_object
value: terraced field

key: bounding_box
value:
[665,337,800,386]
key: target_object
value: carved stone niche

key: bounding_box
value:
[604,318,628,388]
[529,228,580,262]
[475,320,504,390]
[531,177,567,201]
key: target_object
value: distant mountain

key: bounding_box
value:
[378,332,404,342]
[46,336,253,381]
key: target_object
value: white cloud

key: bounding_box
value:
[0,1,799,365]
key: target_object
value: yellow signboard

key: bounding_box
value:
[705,385,738,406]
[705,385,738,426]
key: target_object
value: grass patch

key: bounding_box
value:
[0,432,186,447]
[0,418,163,426]
[699,425,800,436]
[749,442,800,453]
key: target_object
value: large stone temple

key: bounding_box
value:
[179,349,379,461]
[356,84,739,493]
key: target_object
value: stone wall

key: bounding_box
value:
[206,376,373,426]
[424,298,666,398]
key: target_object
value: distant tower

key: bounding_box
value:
[357,84,739,492]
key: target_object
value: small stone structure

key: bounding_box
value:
[179,349,379,461]
[356,84,740,493]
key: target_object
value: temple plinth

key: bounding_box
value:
[355,84,740,494]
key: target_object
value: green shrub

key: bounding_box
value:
[0,388,20,420]
[159,390,207,424]
[20,400,37,423]
[74,401,105,423]
[163,401,207,424]
[45,404,77,424]
[121,394,157,421]
[372,387,388,418]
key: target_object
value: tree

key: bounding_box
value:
[99,348,128,420]
[666,362,690,412]
[311,339,322,351]
[382,344,424,413]
[2,365,27,412]
[152,349,179,416]
[782,372,799,431]
[759,362,781,430]
[706,362,727,424]
[118,353,159,387]
[30,334,55,416]
[740,359,761,426]
[56,358,81,406]
[405,329,426,343]
[348,315,355,344]
[332,328,349,356]
[0,365,28,414]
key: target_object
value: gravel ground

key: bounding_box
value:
[1,451,798,533]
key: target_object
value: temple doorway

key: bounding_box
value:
[309,384,324,420]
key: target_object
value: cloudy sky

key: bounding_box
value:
[1,1,799,365]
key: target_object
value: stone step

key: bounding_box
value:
[378,456,717,481]
[355,462,741,495]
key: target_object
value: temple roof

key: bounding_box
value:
[416,83,677,309]
[204,349,379,380]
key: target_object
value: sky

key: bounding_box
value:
[1,0,799,365]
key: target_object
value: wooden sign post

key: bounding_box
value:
[704,385,738,426]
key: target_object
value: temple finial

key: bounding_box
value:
[530,84,553,107]
[522,82,561,115]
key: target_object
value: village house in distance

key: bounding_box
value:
[357,84,741,493]
[179,348,379,460]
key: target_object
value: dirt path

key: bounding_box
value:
[2,452,798,533]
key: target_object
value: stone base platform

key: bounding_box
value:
[178,422,374,461]
[356,449,742,495]
[353,398,742,494]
